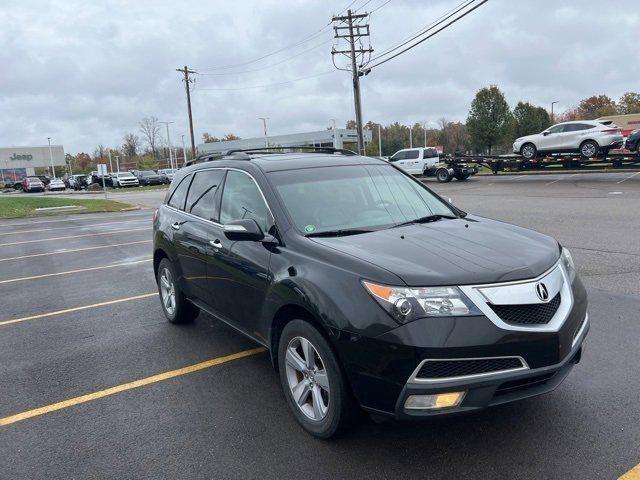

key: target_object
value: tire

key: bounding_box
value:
[156,258,199,324]
[436,168,451,183]
[454,173,470,181]
[278,319,357,438]
[520,143,537,160]
[579,140,599,159]
[636,143,640,156]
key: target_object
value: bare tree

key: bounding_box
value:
[122,133,140,159]
[139,117,161,158]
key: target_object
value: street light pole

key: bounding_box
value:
[47,137,55,178]
[423,122,427,147]
[378,124,382,156]
[259,117,269,147]
[409,126,413,148]
[551,101,559,123]
[330,118,337,148]
[181,135,187,165]
[160,121,175,169]
[115,156,120,173]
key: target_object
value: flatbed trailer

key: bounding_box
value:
[439,152,640,177]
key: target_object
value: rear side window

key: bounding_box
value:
[186,169,225,221]
[167,175,192,210]
[425,148,438,158]
[219,171,271,232]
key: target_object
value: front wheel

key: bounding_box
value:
[157,258,199,324]
[580,140,599,159]
[436,168,452,183]
[520,143,537,160]
[278,320,357,438]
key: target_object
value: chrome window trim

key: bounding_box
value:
[408,356,529,385]
[164,167,275,229]
[458,258,574,333]
[572,312,589,348]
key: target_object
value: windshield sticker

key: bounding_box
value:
[304,225,316,233]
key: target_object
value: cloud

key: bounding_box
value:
[1,0,638,153]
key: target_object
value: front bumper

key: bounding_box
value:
[335,269,588,419]
[394,315,588,419]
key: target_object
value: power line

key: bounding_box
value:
[369,0,392,14]
[196,0,367,72]
[195,71,337,92]
[197,39,332,76]
[366,0,488,70]
[369,0,476,62]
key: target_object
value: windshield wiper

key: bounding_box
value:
[305,228,373,238]
[392,214,457,228]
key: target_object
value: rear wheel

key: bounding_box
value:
[157,258,199,324]
[278,320,357,438]
[520,143,537,160]
[580,140,599,159]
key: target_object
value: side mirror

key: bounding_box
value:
[542,131,550,136]
[223,219,265,241]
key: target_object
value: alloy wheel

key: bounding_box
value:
[522,144,535,159]
[581,142,597,157]
[285,336,330,421]
[159,267,176,316]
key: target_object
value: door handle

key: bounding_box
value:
[171,222,181,230]
[209,238,222,247]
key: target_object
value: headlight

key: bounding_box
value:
[561,247,576,282]
[362,281,481,324]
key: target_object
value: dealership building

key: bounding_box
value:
[197,128,373,155]
[0,145,65,183]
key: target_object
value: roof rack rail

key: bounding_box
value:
[184,145,358,167]
[225,146,358,156]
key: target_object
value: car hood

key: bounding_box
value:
[310,215,560,286]
[515,133,539,143]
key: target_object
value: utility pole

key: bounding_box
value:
[47,137,56,178]
[115,155,120,173]
[160,121,175,169]
[259,117,269,147]
[409,126,413,148]
[377,124,382,156]
[176,66,197,157]
[332,10,373,155]
[108,149,113,173]
[551,101,559,123]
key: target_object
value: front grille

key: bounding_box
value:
[489,293,561,326]
[415,357,525,380]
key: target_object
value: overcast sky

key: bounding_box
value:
[1,0,638,154]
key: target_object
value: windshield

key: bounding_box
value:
[269,164,456,235]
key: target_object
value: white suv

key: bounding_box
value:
[513,120,624,159]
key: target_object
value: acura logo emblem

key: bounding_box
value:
[535,282,549,302]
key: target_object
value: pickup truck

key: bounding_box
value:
[388,147,477,182]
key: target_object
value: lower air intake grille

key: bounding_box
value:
[416,357,525,380]
[489,293,561,325]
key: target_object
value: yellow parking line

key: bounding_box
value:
[0,292,158,327]
[0,259,151,285]
[620,463,640,480]
[0,240,152,263]
[0,227,148,247]
[0,347,266,427]
[0,218,150,236]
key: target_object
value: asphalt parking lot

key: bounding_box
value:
[1,170,639,479]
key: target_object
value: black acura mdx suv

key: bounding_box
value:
[153,148,588,438]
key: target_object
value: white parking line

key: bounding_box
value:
[616,171,640,184]
[0,211,150,228]
[0,259,151,285]
[0,218,150,236]
[0,240,151,263]
[0,227,148,247]
[545,173,578,185]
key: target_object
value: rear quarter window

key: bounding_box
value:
[167,174,192,210]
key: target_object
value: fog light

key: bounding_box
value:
[404,392,465,410]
